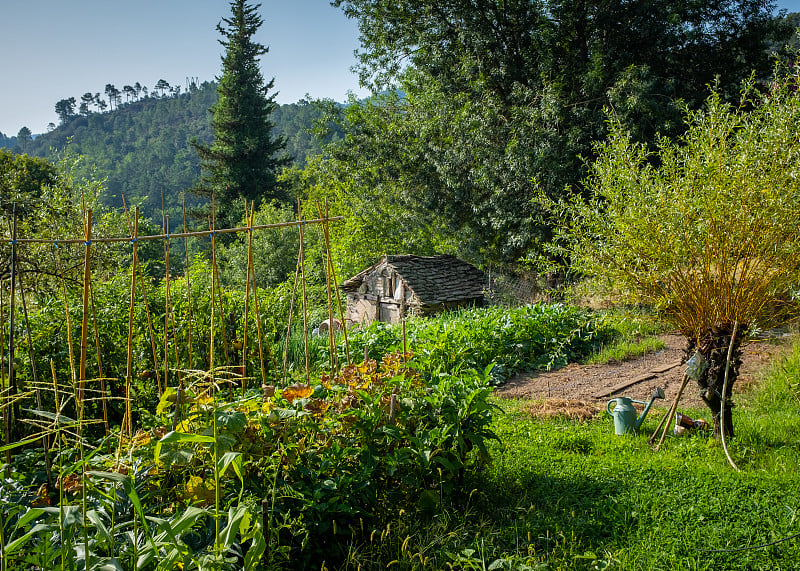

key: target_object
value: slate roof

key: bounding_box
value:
[341,254,486,306]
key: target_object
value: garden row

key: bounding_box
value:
[0,294,618,569]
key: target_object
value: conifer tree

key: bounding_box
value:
[193,0,289,227]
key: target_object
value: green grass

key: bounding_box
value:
[583,336,666,365]
[583,311,670,365]
[343,335,800,570]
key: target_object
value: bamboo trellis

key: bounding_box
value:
[0,202,347,455]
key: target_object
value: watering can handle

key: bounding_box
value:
[606,398,648,415]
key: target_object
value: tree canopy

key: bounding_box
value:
[326,0,791,268]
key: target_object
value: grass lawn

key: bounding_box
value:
[343,337,800,570]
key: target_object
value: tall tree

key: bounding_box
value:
[155,79,171,97]
[54,97,77,125]
[80,92,95,116]
[104,84,121,111]
[15,127,32,152]
[193,0,289,227]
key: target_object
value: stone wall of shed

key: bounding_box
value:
[345,292,406,325]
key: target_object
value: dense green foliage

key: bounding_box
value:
[0,148,130,294]
[558,71,800,333]
[317,0,790,268]
[0,352,498,569]
[10,84,338,234]
[308,304,614,384]
[192,0,290,228]
[3,1,800,567]
[3,310,796,569]
[25,85,216,228]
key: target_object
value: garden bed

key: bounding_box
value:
[495,332,792,411]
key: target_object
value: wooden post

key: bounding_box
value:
[1,277,9,464]
[281,249,302,384]
[122,198,162,395]
[243,201,252,391]
[323,199,350,365]
[315,202,337,374]
[246,203,269,390]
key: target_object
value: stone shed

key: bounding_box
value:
[340,254,487,325]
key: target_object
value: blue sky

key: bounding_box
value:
[0,0,367,135]
[2,0,799,136]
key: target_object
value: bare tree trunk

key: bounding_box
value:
[693,324,744,439]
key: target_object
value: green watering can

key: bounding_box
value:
[606,387,665,435]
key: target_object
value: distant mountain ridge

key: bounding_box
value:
[6,81,340,228]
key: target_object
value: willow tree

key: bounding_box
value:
[561,71,800,437]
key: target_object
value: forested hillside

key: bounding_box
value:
[12,82,340,229]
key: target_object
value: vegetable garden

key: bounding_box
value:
[0,201,613,570]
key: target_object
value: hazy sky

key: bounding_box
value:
[0,0,368,135]
[2,0,799,136]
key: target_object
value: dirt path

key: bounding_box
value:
[494,332,792,411]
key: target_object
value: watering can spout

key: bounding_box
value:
[607,387,665,435]
[634,386,665,431]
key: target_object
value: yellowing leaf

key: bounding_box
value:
[184,475,215,507]
[304,398,330,416]
[282,383,313,403]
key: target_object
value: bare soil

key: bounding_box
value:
[495,332,792,418]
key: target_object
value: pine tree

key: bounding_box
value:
[193,0,289,227]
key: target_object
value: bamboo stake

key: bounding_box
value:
[249,223,270,390]
[316,202,337,374]
[7,208,17,444]
[242,203,254,391]
[165,220,183,396]
[323,199,351,365]
[209,211,217,394]
[124,211,140,438]
[0,278,8,464]
[79,209,92,410]
[55,247,78,391]
[209,203,230,368]
[121,200,163,394]
[652,374,691,451]
[298,201,310,382]
[18,270,53,484]
[182,192,195,367]
[88,283,109,435]
[161,193,181,389]
[282,248,302,384]
[163,214,172,393]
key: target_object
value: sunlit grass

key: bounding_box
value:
[351,334,800,570]
[583,310,670,365]
[583,336,666,365]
